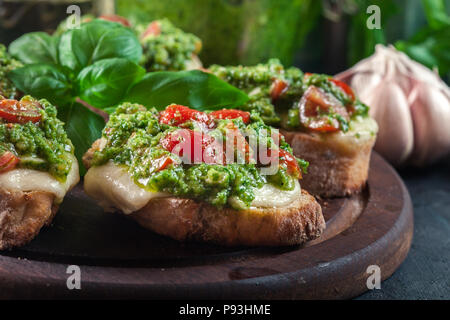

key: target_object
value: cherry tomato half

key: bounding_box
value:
[209,109,250,124]
[0,151,19,173]
[329,78,355,102]
[141,21,161,39]
[270,79,289,100]
[160,129,224,165]
[159,105,213,128]
[0,99,42,124]
[279,149,301,178]
[99,15,131,27]
[298,86,349,133]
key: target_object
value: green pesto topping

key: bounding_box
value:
[211,59,370,133]
[136,18,202,71]
[210,59,304,125]
[0,96,74,181]
[0,44,22,99]
[91,103,307,210]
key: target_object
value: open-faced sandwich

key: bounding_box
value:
[136,18,203,71]
[211,60,378,197]
[55,15,202,72]
[83,103,324,246]
[0,44,22,99]
[0,96,79,249]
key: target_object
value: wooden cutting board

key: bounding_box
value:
[0,152,413,299]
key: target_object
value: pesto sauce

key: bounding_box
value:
[136,18,202,71]
[0,44,22,99]
[0,97,74,181]
[210,59,303,125]
[92,103,303,209]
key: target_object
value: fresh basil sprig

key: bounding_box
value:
[6,18,249,173]
[76,58,145,108]
[58,19,142,73]
[9,32,60,65]
[8,63,72,106]
[122,70,249,111]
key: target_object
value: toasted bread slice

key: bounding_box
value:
[0,155,79,250]
[281,128,376,197]
[131,189,324,247]
[0,188,57,250]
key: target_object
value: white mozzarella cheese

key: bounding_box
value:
[0,153,80,203]
[84,161,167,214]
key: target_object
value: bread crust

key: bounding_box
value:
[0,188,57,250]
[281,130,375,197]
[130,189,324,247]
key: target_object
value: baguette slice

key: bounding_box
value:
[83,139,325,247]
[282,124,376,197]
[0,156,79,250]
[131,189,324,247]
[0,189,57,250]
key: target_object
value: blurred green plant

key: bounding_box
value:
[347,0,449,80]
[395,0,450,78]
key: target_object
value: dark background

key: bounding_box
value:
[358,158,450,299]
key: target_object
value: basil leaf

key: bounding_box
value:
[76,58,145,108]
[58,103,105,175]
[123,70,249,111]
[8,63,72,106]
[9,32,60,65]
[59,19,142,72]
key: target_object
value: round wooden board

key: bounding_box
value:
[0,152,413,299]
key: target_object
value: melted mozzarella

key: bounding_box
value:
[312,116,378,154]
[250,179,300,208]
[85,162,301,214]
[0,154,80,203]
[84,161,167,214]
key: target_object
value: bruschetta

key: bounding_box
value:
[0,96,79,249]
[83,103,324,246]
[211,60,378,197]
[137,18,203,72]
[0,44,22,99]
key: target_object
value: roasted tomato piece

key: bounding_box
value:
[0,151,19,173]
[161,129,223,165]
[151,155,175,172]
[270,79,289,100]
[209,109,250,124]
[99,14,131,27]
[279,149,301,177]
[223,122,252,164]
[159,105,213,128]
[0,99,42,124]
[258,147,301,178]
[329,78,355,102]
[298,86,349,133]
[141,21,161,39]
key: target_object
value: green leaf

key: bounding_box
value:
[421,0,450,29]
[8,63,72,106]
[59,19,142,72]
[395,25,450,76]
[76,58,145,108]
[122,70,249,111]
[58,103,105,175]
[8,32,60,65]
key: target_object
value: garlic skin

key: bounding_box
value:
[335,45,450,166]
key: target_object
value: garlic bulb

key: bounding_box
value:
[336,45,450,166]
